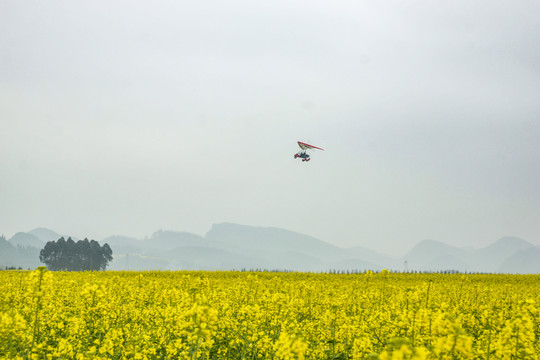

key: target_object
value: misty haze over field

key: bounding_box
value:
[2,223,539,274]
[1,1,539,257]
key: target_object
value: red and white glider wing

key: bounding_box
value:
[298,141,324,151]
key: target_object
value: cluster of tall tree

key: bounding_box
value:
[40,237,113,271]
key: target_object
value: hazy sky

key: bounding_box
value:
[1,0,539,255]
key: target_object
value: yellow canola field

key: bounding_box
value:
[1,268,540,360]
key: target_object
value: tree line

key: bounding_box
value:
[40,237,113,271]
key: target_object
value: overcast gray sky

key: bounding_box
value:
[1,0,539,255]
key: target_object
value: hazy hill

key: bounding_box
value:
[498,246,540,274]
[0,236,17,263]
[472,236,535,272]
[107,223,387,271]
[403,240,472,271]
[403,237,537,273]
[9,232,44,248]
[480,236,533,256]
[205,223,346,262]
[0,236,41,269]
[3,224,538,273]
[28,228,62,243]
[105,230,237,270]
[145,230,233,252]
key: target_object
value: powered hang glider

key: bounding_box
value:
[294,141,324,162]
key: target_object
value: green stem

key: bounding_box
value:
[486,319,491,360]
[192,334,202,360]
[425,281,432,308]
[515,326,519,359]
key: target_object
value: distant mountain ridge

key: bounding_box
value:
[2,224,538,273]
[9,232,44,248]
[28,228,63,243]
[403,236,538,273]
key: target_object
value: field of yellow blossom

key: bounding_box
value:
[1,268,540,359]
